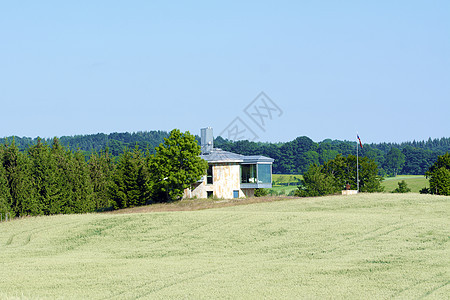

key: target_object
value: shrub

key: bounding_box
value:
[392,180,411,193]
[419,187,430,194]
[254,188,269,197]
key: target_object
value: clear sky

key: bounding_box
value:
[1,0,449,143]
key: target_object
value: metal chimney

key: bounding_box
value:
[201,127,214,154]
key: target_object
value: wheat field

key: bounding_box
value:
[1,193,449,299]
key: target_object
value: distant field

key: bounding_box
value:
[1,193,449,299]
[272,174,303,183]
[381,175,428,193]
[271,174,302,195]
[269,185,298,195]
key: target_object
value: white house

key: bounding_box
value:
[184,128,274,199]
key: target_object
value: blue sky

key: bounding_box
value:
[1,1,449,143]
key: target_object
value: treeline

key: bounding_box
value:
[9,131,170,156]
[5,132,450,175]
[0,130,207,218]
[215,136,450,175]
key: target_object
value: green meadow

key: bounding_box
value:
[382,175,429,193]
[271,174,302,195]
[1,193,449,299]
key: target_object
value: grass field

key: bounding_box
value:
[269,185,299,195]
[1,193,449,299]
[382,175,429,193]
[271,174,302,195]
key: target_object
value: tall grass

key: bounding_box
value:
[1,193,449,299]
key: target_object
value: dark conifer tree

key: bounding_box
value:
[69,149,94,213]
[0,154,13,218]
[110,146,152,209]
[28,138,60,215]
[88,148,114,210]
[1,139,38,216]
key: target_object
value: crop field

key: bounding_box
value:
[382,175,429,193]
[1,193,449,299]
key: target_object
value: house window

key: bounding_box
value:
[207,165,213,184]
[233,190,239,198]
[207,191,214,199]
[241,164,257,183]
[257,164,272,183]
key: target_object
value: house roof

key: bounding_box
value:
[200,149,274,164]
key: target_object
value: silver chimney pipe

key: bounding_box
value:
[201,127,214,154]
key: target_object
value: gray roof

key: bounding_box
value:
[200,149,274,164]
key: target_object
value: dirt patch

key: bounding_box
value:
[104,196,299,215]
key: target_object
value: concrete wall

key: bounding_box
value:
[184,163,249,199]
[342,190,358,195]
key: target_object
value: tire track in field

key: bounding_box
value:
[322,220,417,254]
[267,220,416,262]
[103,214,246,298]
[103,267,220,300]
[418,279,449,299]
[59,217,134,253]
[134,269,218,299]
[2,218,86,248]
[390,273,448,299]
[135,213,245,247]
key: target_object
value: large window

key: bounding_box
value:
[241,164,257,183]
[257,164,272,184]
[241,163,272,184]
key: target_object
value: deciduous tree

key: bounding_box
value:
[426,153,450,195]
[150,129,208,202]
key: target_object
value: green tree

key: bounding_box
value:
[69,149,95,213]
[28,138,60,215]
[383,147,405,177]
[296,164,337,197]
[426,153,450,195]
[392,180,411,193]
[110,146,152,209]
[0,158,12,218]
[297,154,383,197]
[50,138,94,214]
[350,155,384,193]
[88,148,114,210]
[1,139,38,216]
[150,129,208,202]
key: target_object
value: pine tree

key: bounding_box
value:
[88,148,114,210]
[50,137,70,213]
[392,180,411,193]
[50,138,94,214]
[110,146,152,209]
[0,155,13,218]
[69,149,94,213]
[28,138,60,215]
[1,139,38,216]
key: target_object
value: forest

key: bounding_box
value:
[6,132,450,176]
[0,130,206,218]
